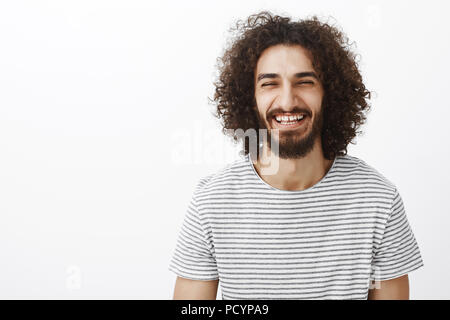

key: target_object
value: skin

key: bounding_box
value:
[172,275,409,300]
[172,277,219,300]
[368,275,410,300]
[252,44,333,190]
[172,44,410,300]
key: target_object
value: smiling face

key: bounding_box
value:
[254,44,325,159]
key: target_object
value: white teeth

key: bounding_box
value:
[275,114,305,122]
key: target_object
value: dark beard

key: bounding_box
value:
[256,106,323,159]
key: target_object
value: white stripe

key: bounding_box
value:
[169,154,424,299]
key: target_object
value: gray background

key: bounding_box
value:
[0,0,448,299]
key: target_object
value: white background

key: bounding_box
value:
[0,0,449,299]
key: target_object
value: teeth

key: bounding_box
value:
[275,114,305,122]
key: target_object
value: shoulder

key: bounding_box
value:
[337,154,398,197]
[192,155,251,197]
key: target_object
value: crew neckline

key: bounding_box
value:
[246,154,339,194]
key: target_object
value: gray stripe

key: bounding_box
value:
[218,257,372,265]
[222,277,369,285]
[168,154,424,300]
[206,216,386,224]
[211,221,385,230]
[195,185,395,199]
[213,226,385,235]
[214,231,382,240]
[217,252,372,261]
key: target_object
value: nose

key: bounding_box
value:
[277,84,299,112]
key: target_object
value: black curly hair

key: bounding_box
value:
[209,10,372,160]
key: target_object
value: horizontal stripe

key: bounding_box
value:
[169,153,424,300]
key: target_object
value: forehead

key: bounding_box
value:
[255,44,315,76]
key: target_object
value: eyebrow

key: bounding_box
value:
[256,72,318,83]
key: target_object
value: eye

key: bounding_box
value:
[261,81,314,87]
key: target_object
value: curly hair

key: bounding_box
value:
[209,11,372,160]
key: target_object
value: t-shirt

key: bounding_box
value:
[168,154,424,300]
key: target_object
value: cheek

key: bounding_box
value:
[255,94,274,116]
[303,91,323,112]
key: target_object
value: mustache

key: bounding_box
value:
[266,107,311,120]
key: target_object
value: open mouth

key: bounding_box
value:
[271,113,307,130]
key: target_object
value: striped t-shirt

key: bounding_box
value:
[169,154,424,300]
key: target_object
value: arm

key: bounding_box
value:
[367,274,409,300]
[172,276,219,300]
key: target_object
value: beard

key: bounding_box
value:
[256,105,324,159]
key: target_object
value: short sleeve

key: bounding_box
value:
[370,188,424,281]
[168,193,219,281]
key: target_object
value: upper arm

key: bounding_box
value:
[173,276,219,300]
[370,189,424,283]
[367,274,409,300]
[168,184,219,300]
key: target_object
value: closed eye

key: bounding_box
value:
[261,81,314,87]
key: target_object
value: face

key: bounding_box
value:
[254,44,325,159]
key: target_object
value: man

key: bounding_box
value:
[169,11,423,300]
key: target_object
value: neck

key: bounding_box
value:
[253,139,335,191]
